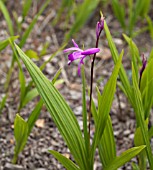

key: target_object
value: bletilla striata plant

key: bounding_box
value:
[14,12,147,170]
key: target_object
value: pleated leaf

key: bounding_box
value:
[0,0,14,35]
[134,125,147,169]
[22,0,32,19]
[90,51,123,163]
[132,63,153,168]
[104,21,133,105]
[0,94,7,114]
[99,116,116,168]
[13,114,28,163]
[93,88,116,168]
[81,66,89,152]
[140,57,153,118]
[123,34,140,82]
[19,0,50,48]
[49,150,80,170]
[104,146,146,170]
[15,44,88,170]
[27,99,43,135]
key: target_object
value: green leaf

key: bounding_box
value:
[40,43,67,71]
[140,58,153,118]
[104,21,133,105]
[0,36,18,52]
[65,0,100,41]
[21,65,63,110]
[145,15,153,40]
[19,0,50,48]
[93,88,116,168]
[22,88,39,108]
[123,34,140,64]
[90,51,123,164]
[19,69,26,110]
[134,125,147,170]
[148,126,153,139]
[27,99,43,134]
[81,66,89,153]
[15,44,88,170]
[0,0,14,35]
[112,0,125,29]
[132,162,140,170]
[99,116,116,168]
[0,94,7,114]
[40,42,50,57]
[13,114,28,163]
[25,49,39,60]
[52,68,62,85]
[104,146,146,170]
[132,63,153,169]
[49,150,80,170]
[22,0,32,20]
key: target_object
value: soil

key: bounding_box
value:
[0,1,153,170]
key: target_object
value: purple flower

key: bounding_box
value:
[96,15,104,38]
[63,39,100,75]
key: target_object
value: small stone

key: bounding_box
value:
[129,133,134,139]
[123,129,131,136]
[4,163,24,170]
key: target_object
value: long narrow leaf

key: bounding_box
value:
[22,0,32,20]
[15,44,88,170]
[49,150,80,170]
[0,0,14,35]
[0,36,18,51]
[104,146,146,170]
[81,66,89,153]
[13,114,28,163]
[104,21,133,105]
[132,63,153,169]
[19,0,50,48]
[90,51,123,164]
[27,99,43,134]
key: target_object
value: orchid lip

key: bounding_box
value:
[64,39,100,76]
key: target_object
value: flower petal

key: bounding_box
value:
[68,51,84,61]
[72,39,79,48]
[81,48,100,55]
[63,47,83,53]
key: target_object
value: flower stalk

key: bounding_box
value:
[89,13,104,138]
